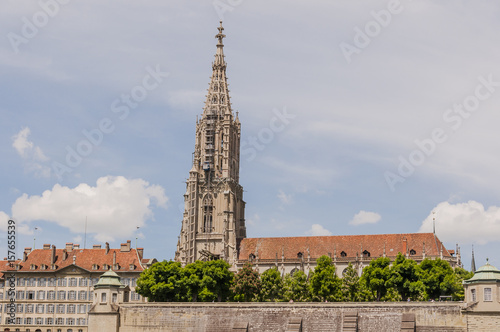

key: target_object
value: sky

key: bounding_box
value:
[1,0,500,270]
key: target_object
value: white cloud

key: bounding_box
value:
[419,201,500,245]
[349,211,382,226]
[306,224,332,236]
[12,127,50,178]
[277,189,292,205]
[0,211,9,232]
[11,176,168,243]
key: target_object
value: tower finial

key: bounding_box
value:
[216,21,225,47]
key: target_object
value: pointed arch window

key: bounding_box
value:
[203,195,213,233]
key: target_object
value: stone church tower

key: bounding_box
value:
[175,22,246,267]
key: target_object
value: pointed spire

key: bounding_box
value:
[471,245,476,272]
[203,21,232,118]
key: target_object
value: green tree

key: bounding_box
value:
[260,267,283,301]
[418,258,459,300]
[309,255,342,302]
[184,260,205,302]
[391,253,424,301]
[283,270,310,302]
[198,260,233,302]
[231,262,261,302]
[341,263,361,302]
[361,257,392,301]
[452,267,473,300]
[135,260,187,302]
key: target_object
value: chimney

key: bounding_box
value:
[120,240,131,252]
[73,255,76,264]
[402,237,408,255]
[105,242,110,254]
[93,244,102,249]
[62,249,68,261]
[137,248,144,260]
[113,251,117,266]
[65,243,73,252]
[23,247,31,262]
[51,245,56,264]
[74,244,80,250]
[43,244,51,250]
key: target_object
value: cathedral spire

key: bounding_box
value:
[204,21,231,118]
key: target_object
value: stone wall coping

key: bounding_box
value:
[119,302,463,309]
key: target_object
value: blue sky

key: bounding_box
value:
[2,1,500,270]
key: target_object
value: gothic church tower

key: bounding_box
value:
[175,22,246,267]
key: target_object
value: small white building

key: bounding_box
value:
[463,260,500,312]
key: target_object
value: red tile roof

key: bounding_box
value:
[1,246,149,273]
[238,233,451,261]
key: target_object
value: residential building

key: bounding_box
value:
[0,241,154,332]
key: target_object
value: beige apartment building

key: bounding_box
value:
[0,241,154,332]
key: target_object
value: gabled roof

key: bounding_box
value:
[2,247,148,273]
[238,233,451,261]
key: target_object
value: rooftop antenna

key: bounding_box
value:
[33,227,38,249]
[136,226,140,249]
[84,216,87,249]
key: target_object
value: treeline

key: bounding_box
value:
[135,253,472,302]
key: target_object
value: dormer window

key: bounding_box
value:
[340,251,347,257]
[113,264,119,270]
[249,253,256,262]
[40,264,46,270]
[129,264,135,271]
[362,250,370,258]
[30,264,36,270]
[103,264,108,270]
[92,264,98,270]
[410,249,416,256]
[297,252,303,259]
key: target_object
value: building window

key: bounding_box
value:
[48,290,56,300]
[17,278,25,286]
[28,277,36,286]
[131,278,137,287]
[340,251,347,257]
[92,264,98,270]
[47,304,55,313]
[57,278,67,287]
[67,304,75,314]
[131,291,141,301]
[35,317,43,324]
[78,278,88,287]
[69,278,77,287]
[362,250,371,258]
[26,304,34,313]
[57,291,66,300]
[38,277,46,286]
[24,317,32,324]
[16,291,25,300]
[409,249,416,255]
[471,288,476,302]
[67,318,75,325]
[297,252,303,259]
[78,291,87,300]
[249,253,255,262]
[56,317,64,325]
[35,304,44,313]
[69,291,76,300]
[27,290,35,299]
[122,278,130,286]
[484,287,492,302]
[77,304,87,314]
[202,195,213,233]
[37,290,45,300]
[57,304,65,314]
[46,317,53,325]
[101,293,106,303]
[16,303,23,313]
[48,278,56,286]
